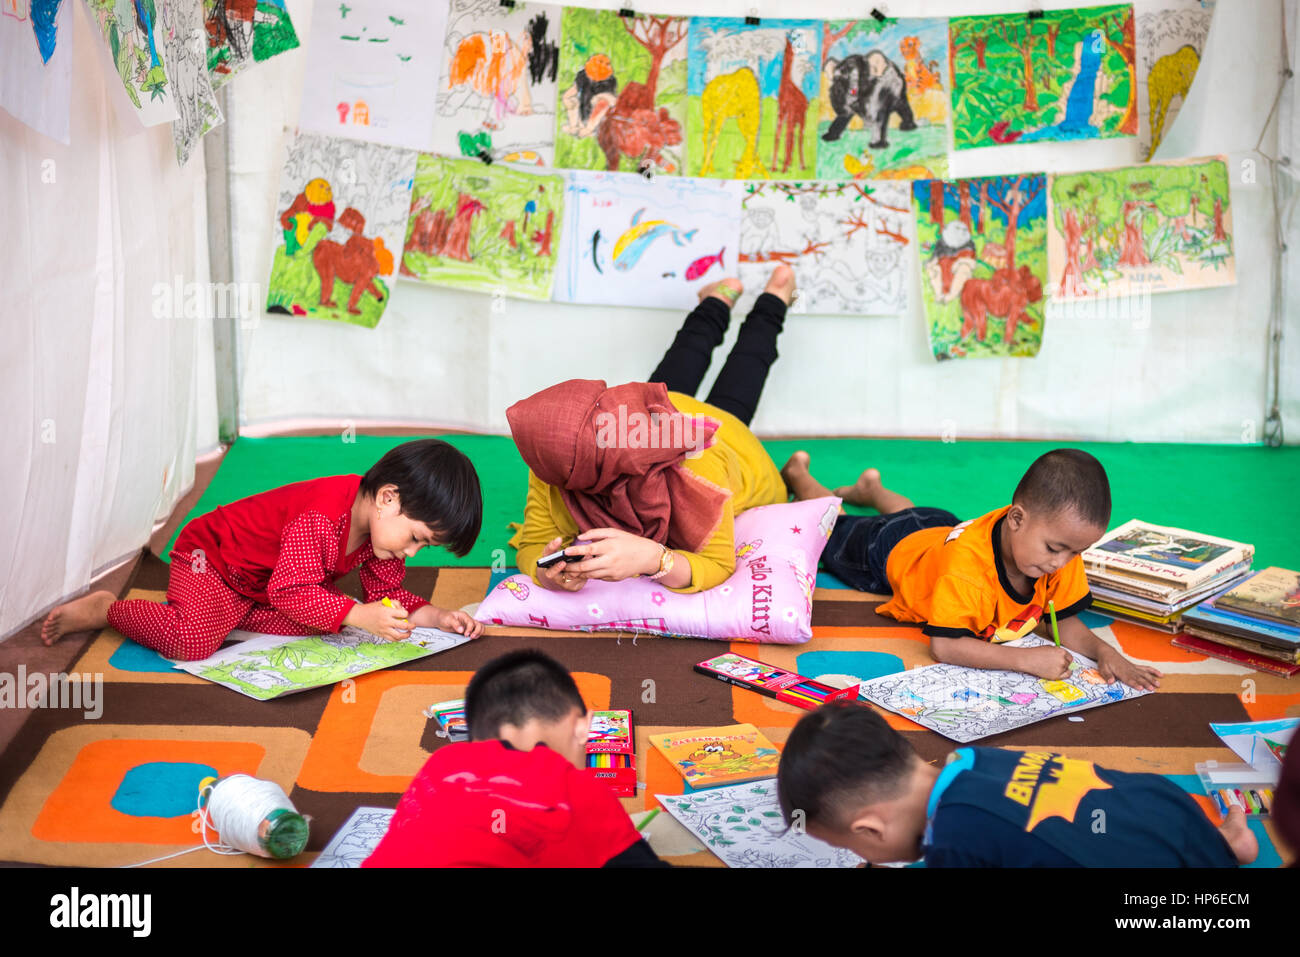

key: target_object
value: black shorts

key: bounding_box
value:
[821,507,960,593]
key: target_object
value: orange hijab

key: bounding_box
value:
[506,380,730,553]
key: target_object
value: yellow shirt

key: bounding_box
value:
[877,505,1093,641]
[510,393,786,593]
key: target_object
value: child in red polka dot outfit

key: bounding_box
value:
[42,440,485,661]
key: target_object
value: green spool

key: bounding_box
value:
[262,808,310,860]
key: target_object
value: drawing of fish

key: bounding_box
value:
[612,208,697,272]
[592,230,603,274]
[685,247,725,281]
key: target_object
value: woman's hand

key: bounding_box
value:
[563,528,664,582]
[535,537,587,592]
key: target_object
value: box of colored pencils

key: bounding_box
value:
[1195,761,1276,817]
[694,653,860,710]
[429,699,468,741]
[586,710,636,797]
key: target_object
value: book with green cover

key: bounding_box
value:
[1214,567,1300,628]
[649,723,780,789]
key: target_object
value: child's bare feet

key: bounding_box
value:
[764,264,796,305]
[781,451,838,503]
[1218,806,1258,865]
[699,276,743,306]
[40,590,115,646]
[833,468,915,514]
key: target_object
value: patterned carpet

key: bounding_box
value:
[0,556,1295,868]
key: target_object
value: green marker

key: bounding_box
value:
[637,808,661,831]
[1048,600,1061,647]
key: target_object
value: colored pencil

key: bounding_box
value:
[1048,600,1061,647]
[637,808,661,830]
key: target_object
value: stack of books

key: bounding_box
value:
[1082,520,1254,632]
[1176,568,1300,677]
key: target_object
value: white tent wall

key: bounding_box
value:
[229,0,1291,442]
[0,3,219,640]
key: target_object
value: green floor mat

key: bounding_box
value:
[163,436,1300,570]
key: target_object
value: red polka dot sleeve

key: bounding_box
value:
[359,558,430,616]
[266,512,358,633]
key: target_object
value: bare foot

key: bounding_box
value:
[40,590,115,646]
[764,264,796,306]
[699,276,743,306]
[833,468,915,513]
[1218,806,1258,865]
[781,451,837,503]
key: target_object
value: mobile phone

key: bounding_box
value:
[535,548,570,569]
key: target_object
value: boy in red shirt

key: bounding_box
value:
[364,650,664,868]
[41,439,484,660]
[782,448,1159,689]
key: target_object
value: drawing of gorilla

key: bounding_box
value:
[822,51,916,148]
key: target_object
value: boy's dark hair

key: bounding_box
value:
[1012,448,1111,529]
[777,701,916,829]
[360,439,482,557]
[465,650,586,740]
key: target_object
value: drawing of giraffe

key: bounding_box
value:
[700,67,770,179]
[1148,45,1200,154]
[771,34,807,174]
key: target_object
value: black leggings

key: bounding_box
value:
[647,292,787,426]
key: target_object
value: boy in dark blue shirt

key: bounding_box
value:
[777,701,1257,867]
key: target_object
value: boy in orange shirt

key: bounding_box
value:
[781,449,1160,689]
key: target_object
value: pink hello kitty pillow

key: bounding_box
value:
[475,497,842,644]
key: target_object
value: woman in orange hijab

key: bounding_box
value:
[507,267,797,594]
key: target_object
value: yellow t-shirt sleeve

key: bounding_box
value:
[673,497,737,594]
[1047,556,1093,617]
[509,471,577,581]
[921,574,994,640]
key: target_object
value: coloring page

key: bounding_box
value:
[1136,1,1215,159]
[85,0,180,126]
[0,0,72,143]
[310,807,395,867]
[161,0,224,166]
[202,0,299,89]
[859,636,1150,743]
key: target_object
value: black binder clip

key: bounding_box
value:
[477,149,493,165]
[1027,8,1044,19]
[638,161,655,180]
[870,8,886,22]
[745,14,760,25]
[499,0,515,7]
[618,7,634,18]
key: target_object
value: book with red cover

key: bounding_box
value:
[1172,633,1300,678]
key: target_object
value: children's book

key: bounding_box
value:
[656,780,864,869]
[649,724,781,789]
[1182,596,1300,651]
[1172,632,1300,677]
[1210,718,1297,772]
[173,626,470,700]
[1083,520,1254,590]
[858,636,1151,743]
[1213,567,1300,628]
[310,807,395,867]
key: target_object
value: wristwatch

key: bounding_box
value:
[646,545,675,581]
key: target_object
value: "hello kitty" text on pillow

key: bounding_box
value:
[475,497,841,644]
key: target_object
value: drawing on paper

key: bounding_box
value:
[949,3,1136,150]
[401,154,565,301]
[162,0,224,165]
[686,17,821,180]
[265,133,417,328]
[1048,156,1235,301]
[435,0,560,166]
[1210,718,1297,771]
[86,0,178,125]
[1136,2,1215,158]
[297,0,447,152]
[657,780,864,868]
[1,0,73,144]
[173,625,471,700]
[913,173,1048,359]
[554,8,687,175]
[28,0,62,62]
[817,17,949,181]
[738,180,909,316]
[859,636,1151,744]
[310,807,395,867]
[555,170,741,309]
[203,0,298,89]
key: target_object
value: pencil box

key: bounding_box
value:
[694,652,860,710]
[1195,760,1277,816]
[586,709,637,797]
